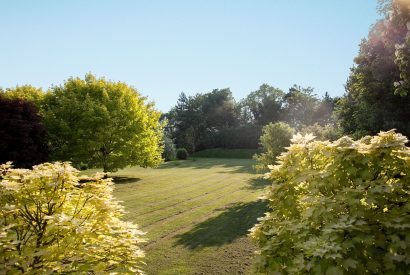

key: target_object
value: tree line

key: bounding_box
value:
[164,85,337,154]
[0,75,163,172]
[165,0,410,155]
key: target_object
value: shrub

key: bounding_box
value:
[0,96,49,168]
[176,148,189,160]
[250,130,410,274]
[253,122,295,171]
[300,123,342,141]
[0,162,145,274]
[163,135,177,161]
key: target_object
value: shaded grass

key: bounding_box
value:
[91,158,266,274]
[176,200,268,249]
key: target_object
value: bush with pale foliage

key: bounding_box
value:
[0,162,145,274]
[250,130,410,274]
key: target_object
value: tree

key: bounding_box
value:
[202,88,238,129]
[0,96,49,168]
[282,85,320,129]
[0,85,45,108]
[166,89,239,151]
[251,130,410,274]
[312,92,338,126]
[43,74,163,173]
[162,134,177,161]
[0,162,145,274]
[167,92,205,150]
[240,84,284,127]
[253,122,295,171]
[337,0,410,138]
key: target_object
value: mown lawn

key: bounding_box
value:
[100,158,269,274]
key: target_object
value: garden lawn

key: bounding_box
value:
[104,158,268,274]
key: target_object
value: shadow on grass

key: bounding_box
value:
[175,200,268,249]
[245,177,271,190]
[158,158,257,174]
[111,176,141,184]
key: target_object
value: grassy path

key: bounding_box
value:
[105,158,268,274]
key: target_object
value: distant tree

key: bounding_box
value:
[185,126,197,160]
[312,92,338,126]
[167,92,205,150]
[254,122,295,171]
[0,85,45,108]
[240,84,284,126]
[162,134,177,161]
[202,88,238,129]
[167,89,238,151]
[282,85,320,129]
[0,162,145,273]
[336,0,410,138]
[0,96,49,168]
[43,74,163,173]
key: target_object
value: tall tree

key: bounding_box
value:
[312,92,338,126]
[0,85,45,108]
[0,96,49,168]
[337,0,410,137]
[167,92,205,150]
[166,88,238,151]
[282,85,320,129]
[43,74,164,173]
[240,84,284,126]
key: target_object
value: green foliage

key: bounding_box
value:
[300,123,342,141]
[394,23,410,97]
[163,135,177,161]
[282,85,322,129]
[166,84,338,151]
[166,89,238,150]
[0,97,49,168]
[176,148,189,160]
[0,85,45,108]
[42,74,164,172]
[251,130,410,274]
[0,162,145,274]
[240,84,284,126]
[253,122,295,170]
[336,1,410,138]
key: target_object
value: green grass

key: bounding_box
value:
[193,148,260,159]
[91,158,269,274]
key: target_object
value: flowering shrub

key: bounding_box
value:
[250,130,410,274]
[0,162,145,274]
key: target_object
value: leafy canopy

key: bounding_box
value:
[0,85,45,108]
[251,130,410,274]
[336,0,410,138]
[43,74,164,172]
[0,96,49,168]
[0,162,145,274]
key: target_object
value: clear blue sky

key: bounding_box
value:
[1,0,380,112]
